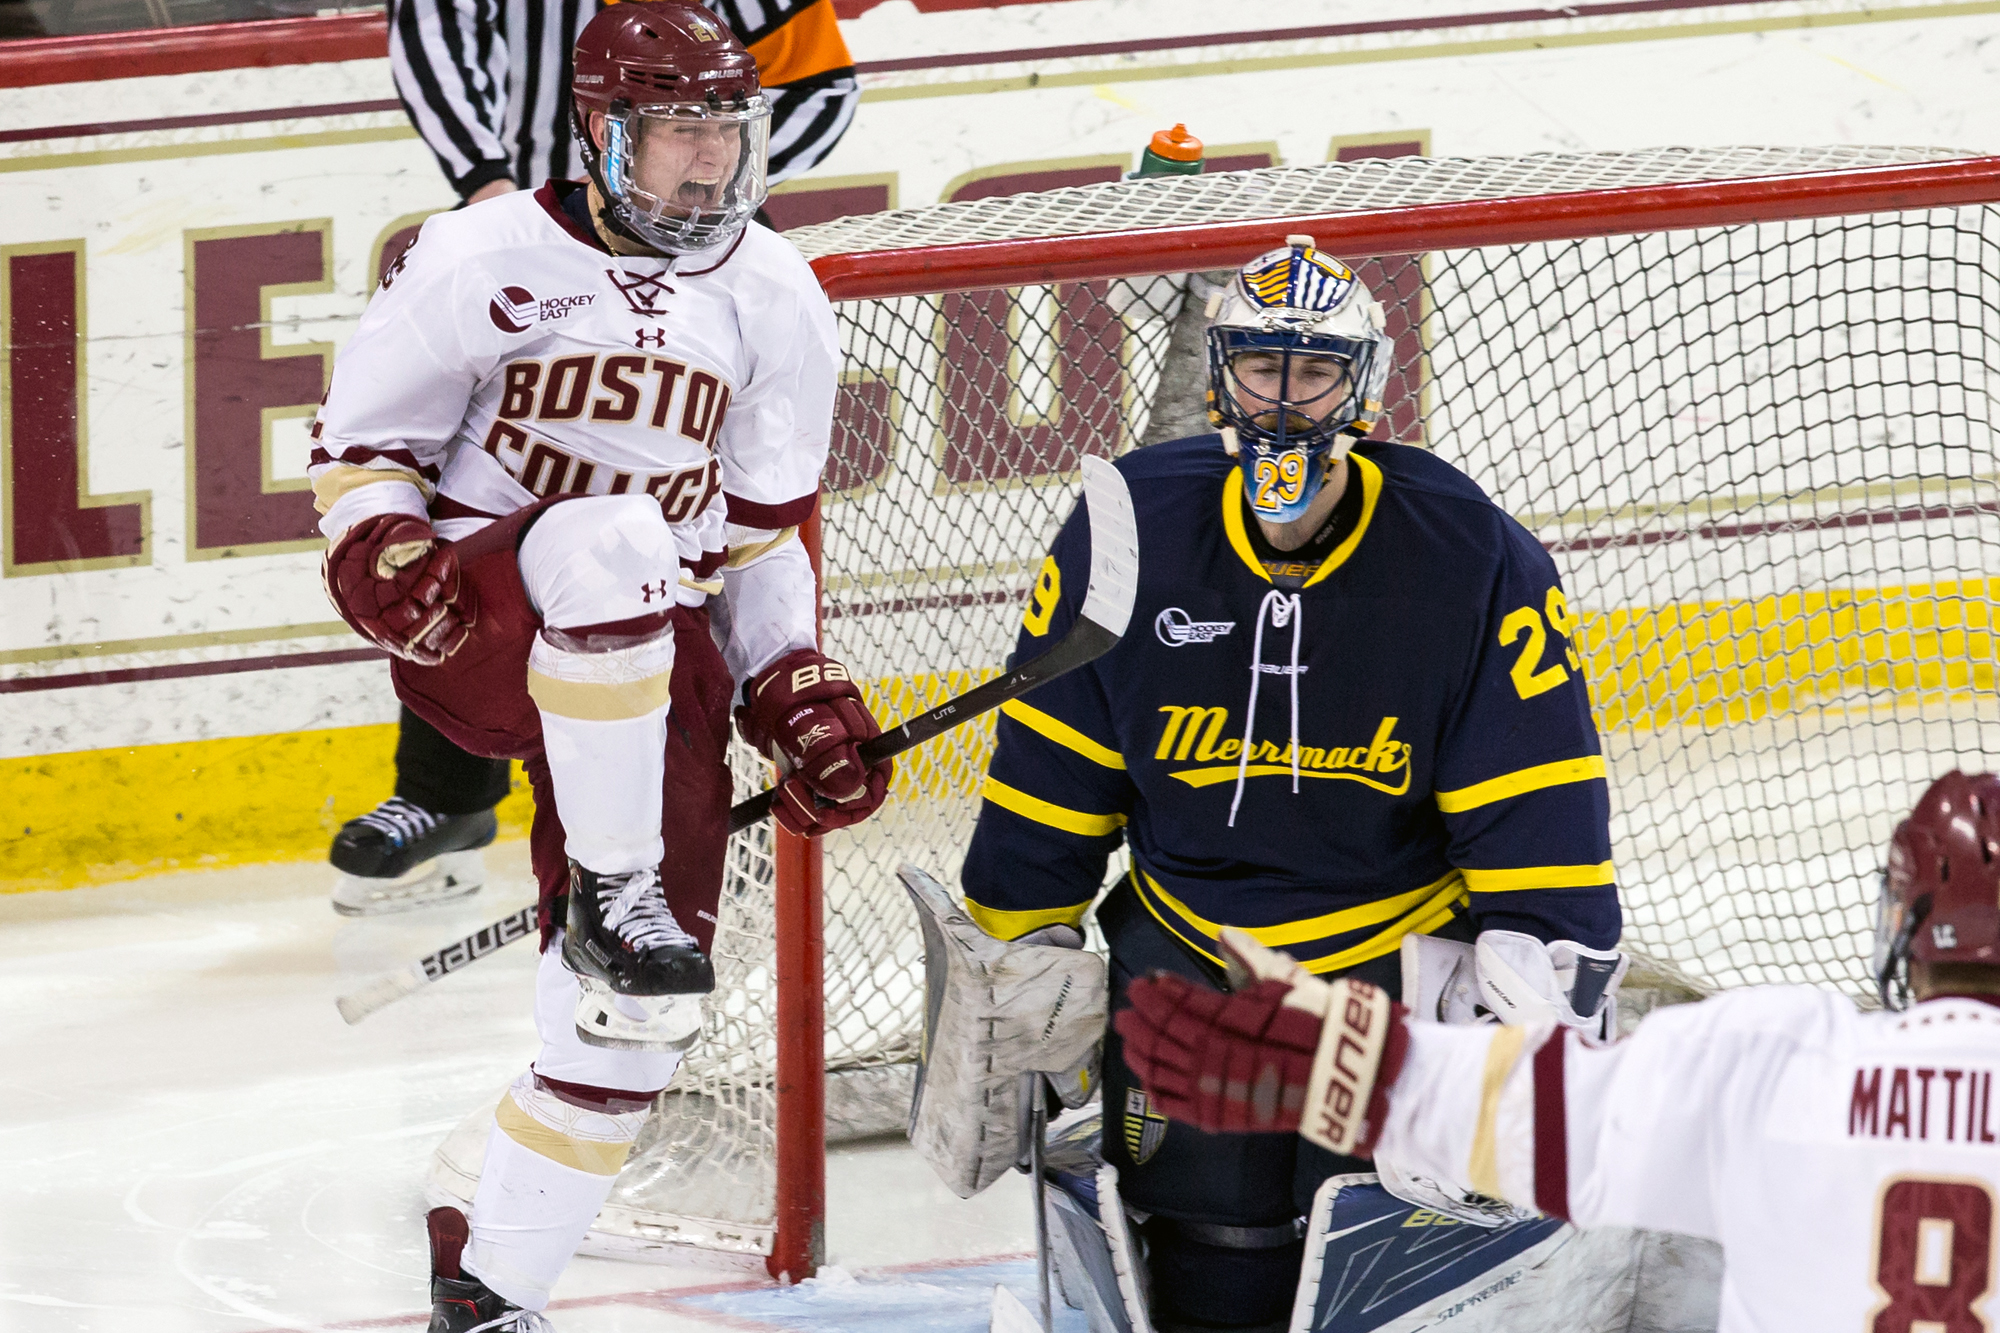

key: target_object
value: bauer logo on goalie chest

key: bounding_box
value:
[1123,1088,1168,1164]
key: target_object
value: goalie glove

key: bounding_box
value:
[323,513,477,666]
[1474,930,1627,1045]
[1114,926,1408,1155]
[736,648,892,835]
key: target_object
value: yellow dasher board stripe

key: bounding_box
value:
[853,574,2000,809]
[1579,575,2000,733]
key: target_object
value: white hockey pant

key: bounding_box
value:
[463,936,684,1310]
[518,495,695,877]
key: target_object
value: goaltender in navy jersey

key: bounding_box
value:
[962,433,1620,964]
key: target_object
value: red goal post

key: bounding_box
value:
[642,148,2000,1282]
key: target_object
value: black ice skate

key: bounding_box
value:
[425,1206,551,1333]
[562,862,714,995]
[329,798,497,916]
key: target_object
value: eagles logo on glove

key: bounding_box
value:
[737,648,892,835]
[323,513,477,666]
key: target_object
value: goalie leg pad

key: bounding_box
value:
[901,865,1109,1198]
[1042,1162,1154,1333]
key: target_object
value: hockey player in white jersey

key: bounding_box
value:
[310,3,890,1327]
[1115,768,2000,1332]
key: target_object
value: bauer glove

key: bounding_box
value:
[323,513,477,666]
[736,648,892,835]
[1115,926,1408,1155]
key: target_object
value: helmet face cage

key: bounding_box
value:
[596,99,770,255]
[1207,327,1381,523]
[1873,873,1925,1011]
[1205,244,1392,525]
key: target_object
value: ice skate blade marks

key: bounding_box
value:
[574,982,704,1051]
[332,850,488,916]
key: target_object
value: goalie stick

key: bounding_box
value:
[335,455,1140,1027]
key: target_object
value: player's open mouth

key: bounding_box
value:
[676,179,721,208]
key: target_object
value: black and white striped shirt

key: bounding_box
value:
[389,0,859,200]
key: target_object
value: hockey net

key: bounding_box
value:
[437,146,2000,1271]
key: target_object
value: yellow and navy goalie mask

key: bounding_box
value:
[1206,241,1392,523]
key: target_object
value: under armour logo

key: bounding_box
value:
[635,328,668,348]
[607,267,675,315]
[1935,923,1960,949]
[639,578,674,603]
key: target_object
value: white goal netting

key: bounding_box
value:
[454,147,2000,1260]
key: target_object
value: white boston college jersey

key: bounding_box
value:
[308,183,835,678]
[1376,988,2000,1333]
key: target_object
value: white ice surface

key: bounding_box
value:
[0,844,1049,1333]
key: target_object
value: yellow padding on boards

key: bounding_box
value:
[495,1094,634,1176]
[0,724,534,894]
[526,667,673,721]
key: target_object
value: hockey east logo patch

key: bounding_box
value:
[1123,1087,1168,1164]
[488,286,599,333]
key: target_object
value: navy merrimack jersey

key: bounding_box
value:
[960,435,1620,971]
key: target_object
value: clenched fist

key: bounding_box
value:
[737,648,891,835]
[323,513,477,666]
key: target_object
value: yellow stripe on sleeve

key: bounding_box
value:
[962,897,1093,942]
[1467,1026,1528,1198]
[1461,862,1617,893]
[980,776,1127,837]
[1435,755,1607,814]
[1000,700,1127,770]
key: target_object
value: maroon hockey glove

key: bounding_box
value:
[323,513,477,666]
[1117,975,1325,1135]
[737,648,891,836]
[1117,968,1410,1153]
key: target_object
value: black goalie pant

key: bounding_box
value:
[1098,880,1474,1332]
[392,704,513,816]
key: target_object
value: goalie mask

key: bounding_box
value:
[571,0,771,256]
[1875,769,2000,1009]
[1207,240,1392,523]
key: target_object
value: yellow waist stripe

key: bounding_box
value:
[1467,1026,1528,1198]
[962,897,1094,942]
[1001,700,1127,770]
[1132,867,1468,974]
[495,1094,635,1177]
[1461,862,1616,893]
[980,776,1127,837]
[1435,755,1608,814]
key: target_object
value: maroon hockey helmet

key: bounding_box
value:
[571,0,770,254]
[1875,769,2000,1007]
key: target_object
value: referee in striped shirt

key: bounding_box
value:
[390,0,859,204]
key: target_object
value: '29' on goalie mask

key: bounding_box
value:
[571,0,771,256]
[1207,241,1392,523]
[1875,769,2000,1009]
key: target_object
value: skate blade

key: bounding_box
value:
[331,850,486,917]
[574,984,704,1052]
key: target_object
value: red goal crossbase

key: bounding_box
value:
[754,151,2000,1281]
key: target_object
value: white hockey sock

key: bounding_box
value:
[529,636,672,875]
[462,1072,655,1310]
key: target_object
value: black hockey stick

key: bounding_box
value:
[334,456,1140,1026]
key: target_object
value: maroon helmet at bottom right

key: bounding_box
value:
[1877,770,2000,1009]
